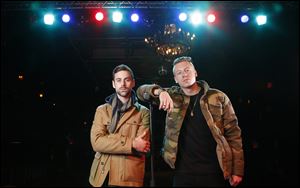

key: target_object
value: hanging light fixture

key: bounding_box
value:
[145,23,196,62]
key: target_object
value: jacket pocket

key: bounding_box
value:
[123,122,140,138]
[124,155,145,182]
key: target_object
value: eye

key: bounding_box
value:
[176,71,182,76]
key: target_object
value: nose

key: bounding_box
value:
[182,71,188,77]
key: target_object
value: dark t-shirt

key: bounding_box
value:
[175,90,221,175]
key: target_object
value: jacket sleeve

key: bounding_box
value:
[222,95,244,177]
[90,105,133,155]
[136,84,162,105]
[136,107,150,142]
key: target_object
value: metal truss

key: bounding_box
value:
[2,1,298,11]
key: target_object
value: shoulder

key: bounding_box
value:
[206,88,230,104]
[135,103,150,121]
[96,103,111,112]
[207,88,226,96]
[137,103,150,113]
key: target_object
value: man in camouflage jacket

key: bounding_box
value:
[137,56,244,187]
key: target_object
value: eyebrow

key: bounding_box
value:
[115,76,132,80]
[176,66,191,71]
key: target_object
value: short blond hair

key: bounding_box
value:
[172,56,194,75]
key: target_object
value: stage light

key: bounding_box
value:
[44,13,55,25]
[112,11,123,23]
[178,12,187,22]
[18,75,24,80]
[256,15,267,25]
[62,14,70,23]
[190,11,202,26]
[207,13,216,23]
[95,12,104,21]
[266,82,273,89]
[240,15,249,23]
[131,13,139,22]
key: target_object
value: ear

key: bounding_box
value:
[195,70,198,78]
[132,79,136,88]
[112,80,116,89]
[174,76,178,83]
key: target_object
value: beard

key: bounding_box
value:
[116,88,131,97]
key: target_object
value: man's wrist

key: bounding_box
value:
[156,88,166,96]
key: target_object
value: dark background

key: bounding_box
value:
[1,1,299,186]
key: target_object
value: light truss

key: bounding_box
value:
[2,1,298,11]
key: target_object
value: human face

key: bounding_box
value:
[112,70,135,99]
[173,61,197,88]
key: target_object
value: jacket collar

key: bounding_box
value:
[105,90,140,110]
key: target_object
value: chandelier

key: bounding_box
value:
[145,24,196,62]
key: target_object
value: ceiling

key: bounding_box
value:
[2,1,299,97]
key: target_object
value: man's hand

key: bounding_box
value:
[158,91,174,113]
[229,175,242,187]
[132,131,150,153]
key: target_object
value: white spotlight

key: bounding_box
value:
[190,11,202,25]
[112,11,123,23]
[256,15,267,25]
[241,15,249,23]
[131,13,139,22]
[62,14,70,23]
[179,12,187,21]
[44,14,55,25]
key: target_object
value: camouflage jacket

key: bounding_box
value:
[137,80,244,179]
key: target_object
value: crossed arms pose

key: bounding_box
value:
[89,64,150,187]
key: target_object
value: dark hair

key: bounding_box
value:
[112,64,135,80]
[173,56,193,66]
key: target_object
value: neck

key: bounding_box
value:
[117,95,130,104]
[182,82,200,96]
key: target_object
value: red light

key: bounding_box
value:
[266,82,273,89]
[95,12,104,21]
[207,14,216,23]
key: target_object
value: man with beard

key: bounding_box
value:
[89,64,150,187]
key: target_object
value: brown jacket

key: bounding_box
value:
[89,101,150,187]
